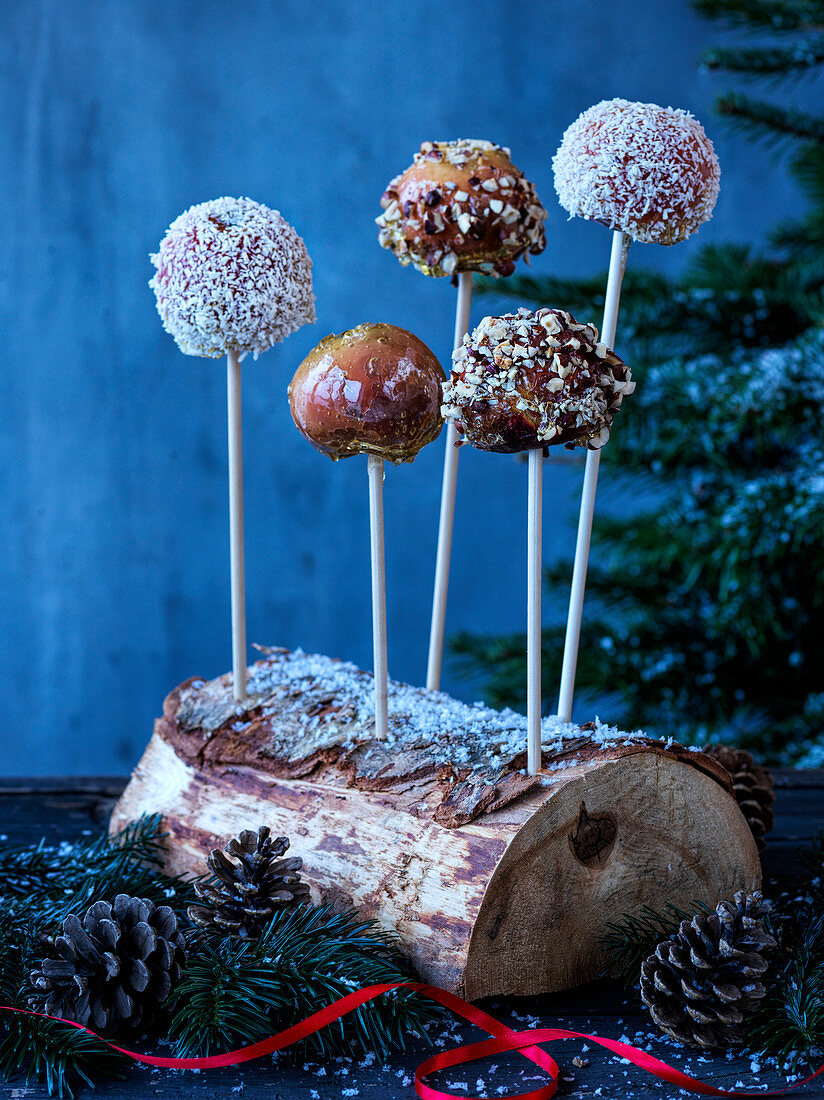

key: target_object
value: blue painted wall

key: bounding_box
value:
[0,0,805,774]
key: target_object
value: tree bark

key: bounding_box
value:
[110,648,761,998]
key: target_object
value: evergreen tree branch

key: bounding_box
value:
[0,1019,130,1100]
[0,815,199,930]
[601,903,712,988]
[702,37,824,75]
[715,92,824,143]
[166,906,441,1062]
[694,0,824,33]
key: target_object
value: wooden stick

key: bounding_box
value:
[557,230,631,722]
[426,270,473,691]
[527,448,543,774]
[367,454,389,738]
[227,349,247,703]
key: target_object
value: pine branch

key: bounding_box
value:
[694,0,824,33]
[798,830,824,901]
[746,913,824,1069]
[0,1019,130,1099]
[475,269,671,318]
[716,92,824,144]
[791,139,824,188]
[702,36,824,75]
[0,815,199,929]
[165,935,289,1058]
[167,906,441,1062]
[601,903,712,987]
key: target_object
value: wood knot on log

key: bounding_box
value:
[568,802,617,867]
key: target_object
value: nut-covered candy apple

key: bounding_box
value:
[442,307,634,454]
[376,140,547,279]
[288,323,444,463]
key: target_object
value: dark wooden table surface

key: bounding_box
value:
[1,770,823,1099]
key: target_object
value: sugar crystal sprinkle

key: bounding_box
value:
[150,196,316,359]
[552,99,720,246]
[442,307,635,454]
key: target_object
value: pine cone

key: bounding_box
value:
[640,891,776,1050]
[704,745,776,851]
[188,826,310,939]
[29,894,185,1032]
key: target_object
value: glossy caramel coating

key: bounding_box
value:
[289,323,444,463]
[442,308,634,454]
[376,140,547,278]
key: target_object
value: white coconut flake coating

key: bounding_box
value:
[149,196,316,358]
[552,99,721,246]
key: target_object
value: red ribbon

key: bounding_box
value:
[4,983,823,1099]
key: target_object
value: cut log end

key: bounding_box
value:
[464,752,759,998]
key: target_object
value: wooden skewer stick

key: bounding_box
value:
[368,454,389,738]
[227,349,247,703]
[557,229,631,723]
[426,270,473,691]
[527,447,543,774]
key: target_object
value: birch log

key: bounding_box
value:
[110,648,761,998]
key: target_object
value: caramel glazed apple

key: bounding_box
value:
[442,307,635,454]
[376,139,547,278]
[288,323,444,463]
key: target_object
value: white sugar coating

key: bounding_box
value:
[149,196,316,358]
[552,99,721,246]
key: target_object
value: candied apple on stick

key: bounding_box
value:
[551,99,720,723]
[289,323,443,464]
[289,324,444,739]
[377,138,549,692]
[442,307,634,774]
[150,196,315,703]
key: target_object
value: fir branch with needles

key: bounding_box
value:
[694,0,824,33]
[746,914,824,1069]
[601,903,712,987]
[0,1015,130,1100]
[715,93,824,144]
[0,814,199,931]
[742,839,824,1066]
[167,905,441,1062]
[703,37,824,74]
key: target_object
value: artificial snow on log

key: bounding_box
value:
[110,647,761,998]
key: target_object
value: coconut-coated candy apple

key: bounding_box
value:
[149,196,315,358]
[288,323,444,463]
[552,99,720,247]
